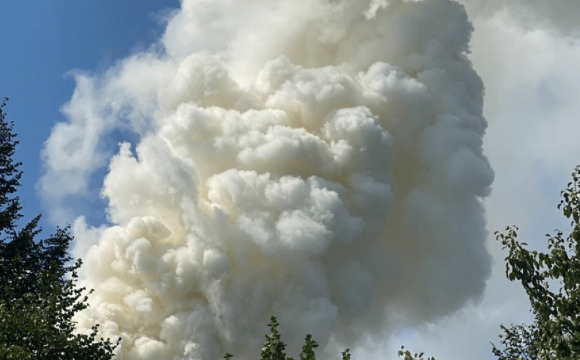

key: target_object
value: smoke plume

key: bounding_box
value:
[41,0,494,358]
[458,0,580,38]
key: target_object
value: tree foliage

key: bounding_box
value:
[0,98,22,234]
[224,316,439,360]
[397,346,436,360]
[260,316,290,360]
[224,316,349,360]
[492,166,580,359]
[0,98,119,360]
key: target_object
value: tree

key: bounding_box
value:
[492,166,580,359]
[260,316,289,360]
[299,334,319,360]
[223,317,440,360]
[397,347,436,360]
[224,316,351,360]
[0,98,119,360]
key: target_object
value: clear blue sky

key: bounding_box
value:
[0,1,179,230]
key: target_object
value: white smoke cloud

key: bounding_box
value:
[459,0,580,38]
[42,0,494,359]
[372,2,580,359]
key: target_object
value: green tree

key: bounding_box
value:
[261,317,289,360]
[340,349,351,360]
[492,166,580,359]
[298,334,319,360]
[0,98,119,360]
[224,316,349,360]
[397,346,436,360]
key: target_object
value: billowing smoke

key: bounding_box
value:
[41,0,494,359]
[458,0,580,37]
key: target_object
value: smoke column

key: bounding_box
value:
[41,0,494,358]
[459,0,580,38]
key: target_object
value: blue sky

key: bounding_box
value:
[0,0,179,230]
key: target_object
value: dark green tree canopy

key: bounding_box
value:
[0,98,118,360]
[0,98,22,234]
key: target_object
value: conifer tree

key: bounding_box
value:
[0,98,118,360]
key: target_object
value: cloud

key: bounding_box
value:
[380,3,580,359]
[42,0,496,359]
[459,0,580,38]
